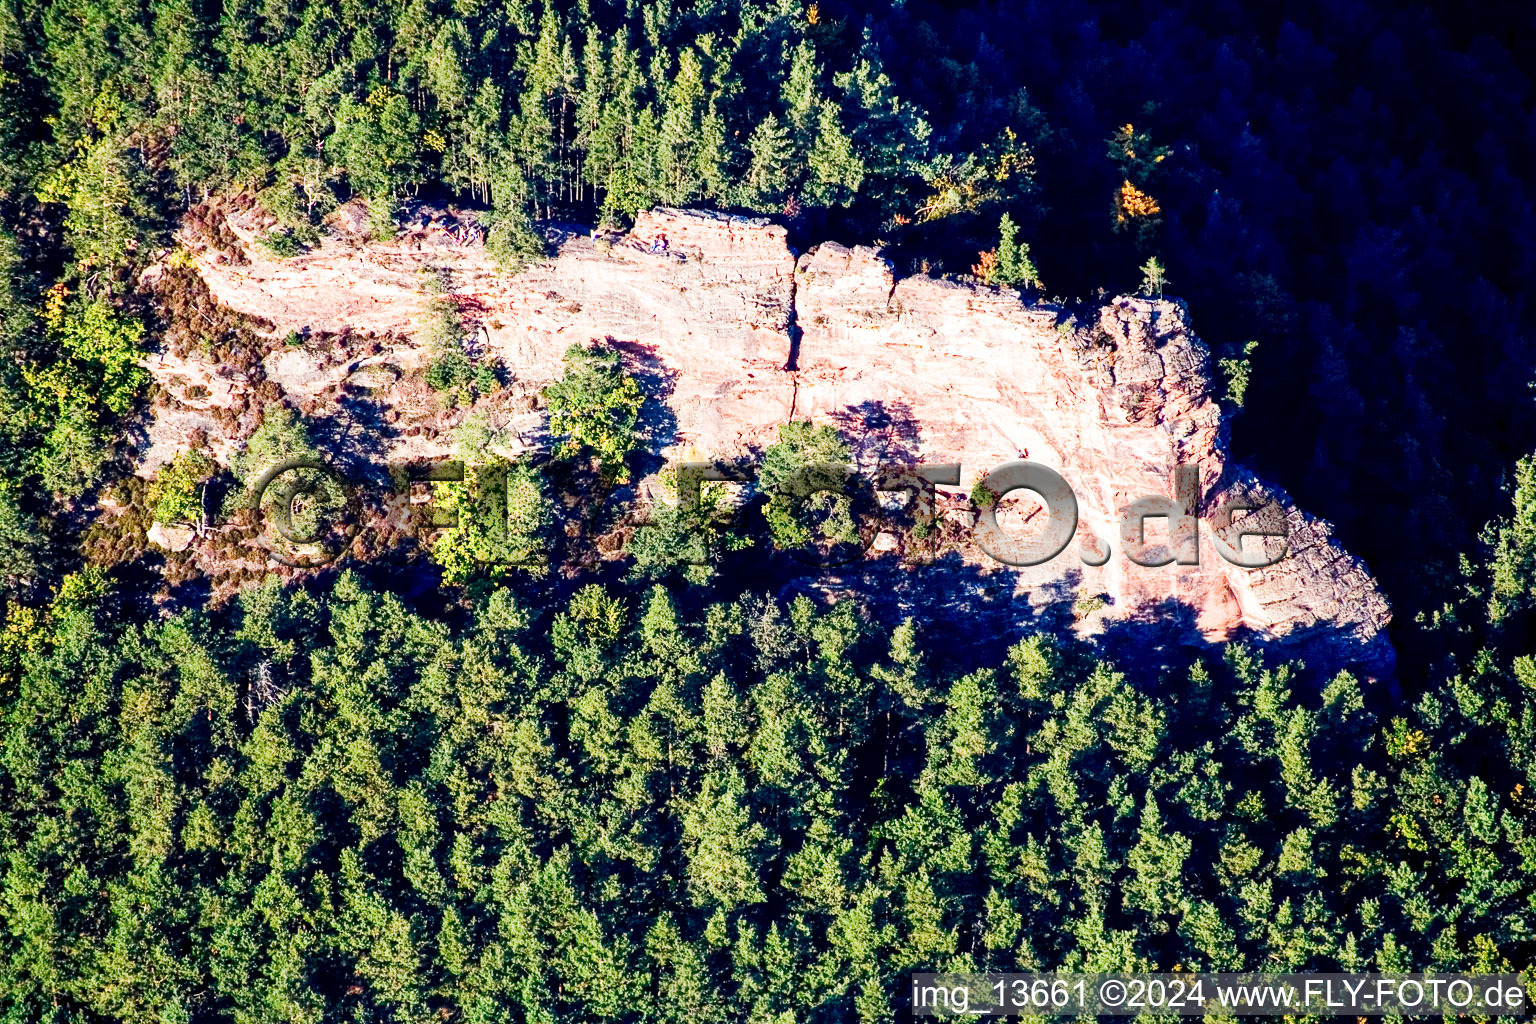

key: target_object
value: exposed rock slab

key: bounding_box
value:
[147,521,195,552]
[161,203,1393,672]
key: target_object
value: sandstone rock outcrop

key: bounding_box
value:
[155,202,1393,672]
[146,521,195,552]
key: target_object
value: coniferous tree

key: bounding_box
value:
[743,112,794,210]
[658,49,706,205]
[806,101,865,207]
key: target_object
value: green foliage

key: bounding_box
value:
[484,217,548,274]
[24,294,148,495]
[1,2,1535,1017]
[544,343,644,484]
[225,404,350,548]
[33,99,161,278]
[332,86,423,202]
[744,112,794,208]
[0,569,1531,1021]
[367,194,400,240]
[29,294,147,418]
[482,163,549,272]
[1106,121,1171,184]
[978,213,1041,288]
[914,124,1037,226]
[422,348,479,399]
[1218,340,1260,409]
[1072,592,1107,618]
[757,421,858,550]
[451,410,517,465]
[805,102,866,207]
[628,476,752,585]
[8,0,954,258]
[146,450,214,524]
[1488,453,1536,623]
[1139,256,1168,298]
[431,413,552,583]
[419,272,499,405]
[431,459,551,584]
[254,227,311,258]
[33,409,114,498]
[0,482,43,592]
[2,0,1521,652]
[228,404,319,486]
[261,165,338,229]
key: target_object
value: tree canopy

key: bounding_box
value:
[0,540,1532,1020]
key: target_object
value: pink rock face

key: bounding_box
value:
[789,239,1389,666]
[171,204,1392,670]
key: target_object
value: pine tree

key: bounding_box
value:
[1124,792,1192,919]
[1489,453,1536,622]
[783,41,820,141]
[681,768,767,910]
[695,102,732,204]
[743,112,793,210]
[805,100,864,207]
[425,20,472,113]
[832,29,933,207]
[658,49,705,204]
[993,213,1041,288]
[486,161,547,273]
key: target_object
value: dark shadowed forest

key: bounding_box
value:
[1,0,1535,1019]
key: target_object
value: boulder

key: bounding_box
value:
[147,521,195,552]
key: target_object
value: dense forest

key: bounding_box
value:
[2,491,1535,1019]
[1,0,1535,1018]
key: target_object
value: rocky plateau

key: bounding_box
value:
[140,198,1394,674]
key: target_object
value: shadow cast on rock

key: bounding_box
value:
[1093,596,1399,694]
[311,391,406,492]
[828,399,924,474]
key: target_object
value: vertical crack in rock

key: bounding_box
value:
[784,256,802,372]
